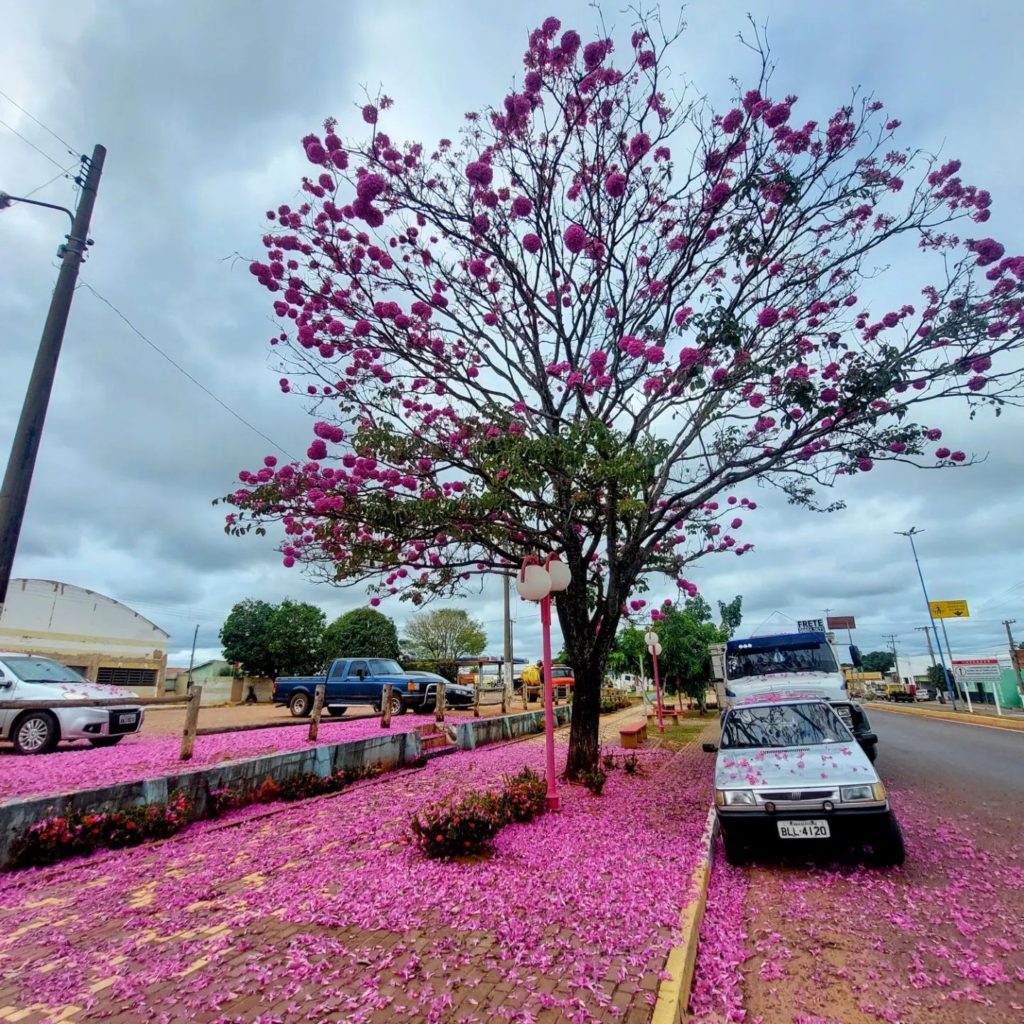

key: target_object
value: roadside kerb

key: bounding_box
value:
[454,703,572,749]
[0,730,420,869]
[653,805,719,1024]
[872,703,1024,731]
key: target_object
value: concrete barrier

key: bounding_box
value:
[0,731,420,869]
[455,704,572,750]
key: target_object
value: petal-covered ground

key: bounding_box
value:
[0,727,714,1023]
[0,713,476,804]
[689,787,1024,1023]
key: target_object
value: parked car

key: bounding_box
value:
[914,688,935,702]
[273,658,475,717]
[704,695,905,867]
[0,653,145,754]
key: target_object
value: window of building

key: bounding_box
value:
[96,667,158,687]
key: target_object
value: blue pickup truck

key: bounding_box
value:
[272,658,475,717]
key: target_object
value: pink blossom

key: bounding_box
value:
[522,232,542,254]
[757,307,780,328]
[605,172,628,198]
[563,224,588,253]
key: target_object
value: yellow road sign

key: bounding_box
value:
[929,599,970,619]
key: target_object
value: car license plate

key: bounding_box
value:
[118,713,137,725]
[777,820,830,839]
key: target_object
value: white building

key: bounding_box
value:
[0,579,169,695]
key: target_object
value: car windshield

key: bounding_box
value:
[2,657,89,684]
[369,659,404,676]
[726,641,838,680]
[721,702,853,749]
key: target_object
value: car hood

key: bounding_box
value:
[13,679,138,701]
[715,741,878,790]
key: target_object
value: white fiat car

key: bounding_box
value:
[0,654,144,754]
[704,694,905,866]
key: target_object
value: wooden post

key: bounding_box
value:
[501,678,508,716]
[473,680,481,718]
[381,683,393,728]
[179,685,203,761]
[308,683,326,741]
[435,682,446,723]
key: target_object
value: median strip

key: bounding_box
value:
[871,703,1024,731]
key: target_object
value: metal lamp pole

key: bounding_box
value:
[895,527,957,710]
[644,628,665,733]
[516,552,570,810]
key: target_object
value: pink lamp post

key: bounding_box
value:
[644,628,665,733]
[516,552,571,810]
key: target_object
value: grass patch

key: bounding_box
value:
[653,720,711,751]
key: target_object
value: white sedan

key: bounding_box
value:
[0,654,144,754]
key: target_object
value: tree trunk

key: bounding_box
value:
[558,587,615,779]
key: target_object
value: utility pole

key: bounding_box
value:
[938,616,971,712]
[895,527,957,709]
[0,145,106,622]
[915,625,940,698]
[1003,619,1024,701]
[884,634,901,689]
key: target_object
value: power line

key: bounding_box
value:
[80,284,300,462]
[24,161,80,198]
[0,116,67,171]
[0,88,76,152]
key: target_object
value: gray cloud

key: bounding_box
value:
[2,0,1022,672]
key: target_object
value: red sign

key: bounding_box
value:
[827,615,856,630]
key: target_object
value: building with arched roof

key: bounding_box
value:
[0,579,168,694]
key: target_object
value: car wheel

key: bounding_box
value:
[12,711,59,755]
[289,692,312,717]
[871,813,906,867]
[327,706,347,717]
[390,695,405,716]
[88,736,125,748]
[721,832,750,867]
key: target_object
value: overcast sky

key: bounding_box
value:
[2,0,1022,675]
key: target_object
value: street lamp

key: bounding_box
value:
[515,552,571,810]
[895,527,958,709]
[644,628,665,733]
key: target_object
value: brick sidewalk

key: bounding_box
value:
[0,712,714,1024]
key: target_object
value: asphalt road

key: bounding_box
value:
[871,707,1024,800]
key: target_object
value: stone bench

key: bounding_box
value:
[619,721,648,749]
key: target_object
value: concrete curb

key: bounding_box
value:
[652,806,719,1024]
[871,703,1024,731]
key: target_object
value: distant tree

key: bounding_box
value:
[925,664,947,689]
[266,600,327,675]
[219,598,277,678]
[717,596,744,637]
[403,608,487,663]
[324,607,401,659]
[861,651,896,674]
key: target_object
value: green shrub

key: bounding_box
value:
[580,766,607,796]
[408,790,507,858]
[500,765,547,822]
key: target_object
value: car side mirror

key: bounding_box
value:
[702,742,718,753]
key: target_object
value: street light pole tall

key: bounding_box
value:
[895,527,957,709]
[515,552,570,811]
[0,145,106,620]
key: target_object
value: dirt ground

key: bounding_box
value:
[139,695,553,737]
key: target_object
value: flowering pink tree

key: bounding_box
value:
[225,15,1024,775]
